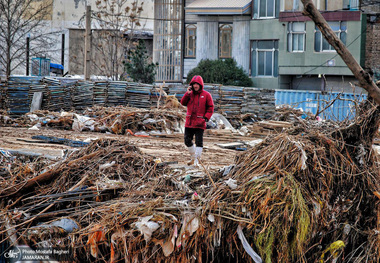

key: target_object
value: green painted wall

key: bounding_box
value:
[249,19,283,88]
[249,15,365,89]
[279,19,364,76]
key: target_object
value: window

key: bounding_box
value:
[315,21,347,52]
[219,24,232,58]
[154,0,183,81]
[258,0,276,18]
[287,22,306,52]
[343,0,359,10]
[185,24,196,58]
[293,0,299,10]
[251,40,278,77]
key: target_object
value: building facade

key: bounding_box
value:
[9,0,154,77]
[153,0,252,82]
[250,0,366,91]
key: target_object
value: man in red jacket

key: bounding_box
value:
[180,75,214,166]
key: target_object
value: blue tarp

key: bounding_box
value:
[50,63,64,70]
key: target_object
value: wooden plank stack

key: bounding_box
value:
[6,76,41,116]
[126,82,152,108]
[93,81,108,106]
[107,81,127,106]
[0,77,276,119]
[71,81,94,111]
[218,86,244,115]
[242,88,275,119]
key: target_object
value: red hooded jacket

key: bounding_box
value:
[180,75,214,130]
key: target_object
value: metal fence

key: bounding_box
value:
[275,89,367,121]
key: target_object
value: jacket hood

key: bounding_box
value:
[190,75,204,91]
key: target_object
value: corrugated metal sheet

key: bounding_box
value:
[275,90,319,115]
[319,92,366,121]
[275,89,367,121]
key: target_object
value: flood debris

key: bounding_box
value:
[1,107,379,263]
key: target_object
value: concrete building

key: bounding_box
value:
[57,0,154,77]
[250,0,366,91]
[153,0,252,82]
[184,0,251,77]
[11,0,154,77]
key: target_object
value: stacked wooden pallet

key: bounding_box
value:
[6,77,42,116]
[125,82,152,108]
[107,81,127,106]
[242,88,275,119]
[71,81,94,111]
[92,81,108,106]
[218,86,244,115]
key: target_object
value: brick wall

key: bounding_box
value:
[365,19,380,73]
[363,1,380,79]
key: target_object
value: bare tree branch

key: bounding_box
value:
[0,0,60,78]
[84,0,144,80]
[301,0,380,106]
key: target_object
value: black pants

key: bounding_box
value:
[184,127,204,147]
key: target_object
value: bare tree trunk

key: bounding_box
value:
[301,0,380,105]
[301,0,380,165]
[0,0,59,78]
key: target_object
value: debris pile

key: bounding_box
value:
[1,116,379,262]
[0,110,13,125]
[13,106,187,136]
[271,105,311,122]
[83,106,186,135]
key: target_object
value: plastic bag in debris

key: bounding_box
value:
[134,215,160,242]
[221,165,235,176]
[72,114,96,132]
[206,119,218,129]
[28,123,41,130]
[290,140,307,170]
[176,213,199,248]
[239,126,250,136]
[207,214,215,222]
[96,177,125,189]
[225,178,237,189]
[245,139,264,148]
[135,131,150,136]
[210,113,234,130]
[37,218,79,233]
[99,161,116,170]
[237,225,262,263]
[0,148,14,163]
[60,111,74,117]
[143,118,161,124]
[26,113,39,122]
[160,224,178,257]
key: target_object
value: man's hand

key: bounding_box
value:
[187,86,192,94]
[203,117,209,122]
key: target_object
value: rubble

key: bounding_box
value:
[1,111,379,262]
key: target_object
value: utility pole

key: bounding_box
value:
[61,34,65,69]
[84,5,91,80]
[26,37,30,76]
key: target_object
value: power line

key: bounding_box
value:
[301,26,367,76]
[290,25,368,90]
